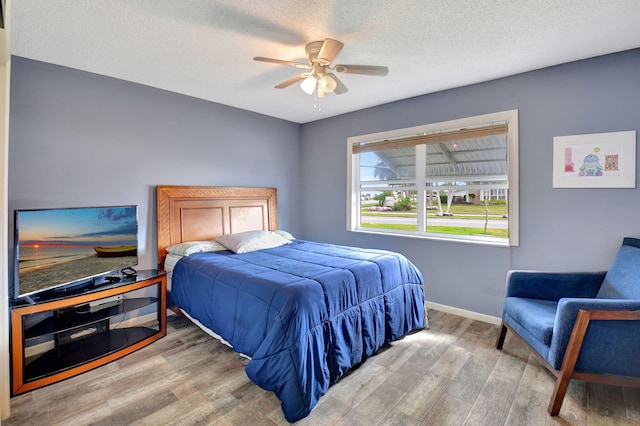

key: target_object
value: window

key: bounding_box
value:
[347,110,519,246]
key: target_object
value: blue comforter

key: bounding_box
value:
[171,239,424,422]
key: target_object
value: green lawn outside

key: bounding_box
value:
[360,222,509,238]
[362,202,508,218]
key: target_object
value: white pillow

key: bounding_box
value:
[215,230,291,254]
[166,240,227,256]
[273,229,295,240]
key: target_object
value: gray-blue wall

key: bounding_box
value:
[299,49,640,316]
[8,50,640,317]
[8,57,301,273]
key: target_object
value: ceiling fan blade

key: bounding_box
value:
[254,57,310,69]
[274,74,307,89]
[317,39,344,65]
[334,64,389,76]
[329,73,348,94]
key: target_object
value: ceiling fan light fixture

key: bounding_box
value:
[319,74,338,93]
[300,75,317,95]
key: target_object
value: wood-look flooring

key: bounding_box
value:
[5,309,640,425]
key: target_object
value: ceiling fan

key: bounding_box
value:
[254,38,389,97]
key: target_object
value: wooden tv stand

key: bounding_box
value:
[10,270,166,395]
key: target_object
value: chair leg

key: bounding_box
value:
[548,372,572,415]
[495,322,508,349]
[547,309,592,416]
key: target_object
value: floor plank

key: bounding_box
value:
[5,310,639,425]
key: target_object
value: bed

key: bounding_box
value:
[156,185,425,422]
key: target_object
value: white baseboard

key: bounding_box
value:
[426,301,502,325]
[26,306,499,359]
[25,341,55,359]
[112,312,158,329]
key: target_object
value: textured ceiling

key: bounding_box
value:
[9,0,640,124]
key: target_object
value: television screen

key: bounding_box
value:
[13,205,138,300]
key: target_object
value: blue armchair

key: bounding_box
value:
[496,237,640,415]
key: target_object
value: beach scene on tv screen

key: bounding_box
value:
[17,206,137,295]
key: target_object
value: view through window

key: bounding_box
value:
[348,110,519,246]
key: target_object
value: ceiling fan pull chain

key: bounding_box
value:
[313,89,320,111]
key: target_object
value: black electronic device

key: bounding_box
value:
[120,267,137,278]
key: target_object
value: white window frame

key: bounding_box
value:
[347,110,519,246]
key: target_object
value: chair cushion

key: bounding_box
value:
[503,297,558,347]
[597,238,640,299]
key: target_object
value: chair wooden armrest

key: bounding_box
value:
[549,309,640,415]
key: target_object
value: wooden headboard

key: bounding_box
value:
[156,186,278,268]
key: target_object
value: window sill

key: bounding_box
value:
[351,227,512,247]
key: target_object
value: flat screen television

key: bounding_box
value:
[13,205,138,302]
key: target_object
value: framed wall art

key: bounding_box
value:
[553,130,636,188]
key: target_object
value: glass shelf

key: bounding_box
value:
[24,297,158,341]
